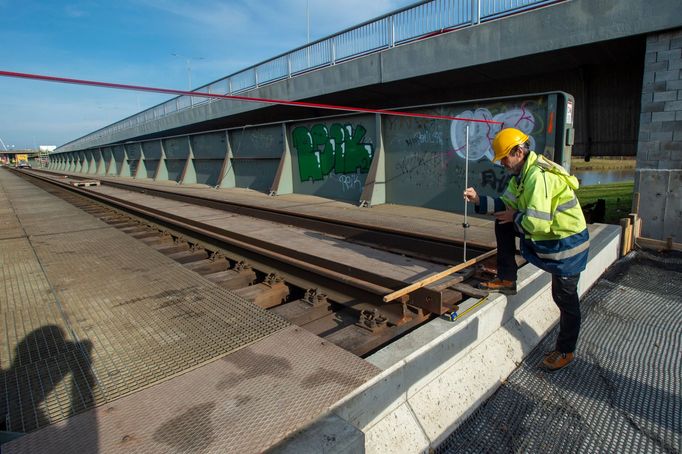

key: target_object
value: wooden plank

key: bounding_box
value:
[383,249,497,302]
[424,274,465,292]
[628,213,638,253]
[635,236,682,252]
[620,218,631,256]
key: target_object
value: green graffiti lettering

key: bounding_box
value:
[311,124,335,176]
[292,127,320,181]
[292,123,374,182]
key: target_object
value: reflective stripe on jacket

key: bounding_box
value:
[501,151,589,276]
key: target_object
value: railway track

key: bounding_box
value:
[14,169,497,357]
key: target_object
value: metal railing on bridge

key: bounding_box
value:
[59,0,566,152]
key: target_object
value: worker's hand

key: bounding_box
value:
[463,187,480,205]
[494,207,516,224]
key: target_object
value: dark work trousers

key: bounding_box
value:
[495,219,582,353]
[494,219,518,281]
[552,273,581,353]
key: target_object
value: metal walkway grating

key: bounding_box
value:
[1,171,289,434]
[436,250,682,454]
[4,326,380,453]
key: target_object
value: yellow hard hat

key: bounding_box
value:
[492,128,529,162]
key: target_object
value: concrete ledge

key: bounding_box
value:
[268,414,365,454]
[278,224,621,453]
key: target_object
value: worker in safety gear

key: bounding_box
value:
[463,127,589,371]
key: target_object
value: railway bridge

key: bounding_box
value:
[3,0,681,452]
[46,0,682,241]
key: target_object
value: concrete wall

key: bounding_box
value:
[636,28,682,241]
[289,115,376,202]
[49,92,572,213]
[382,93,569,212]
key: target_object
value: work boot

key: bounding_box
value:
[478,278,517,295]
[542,350,575,371]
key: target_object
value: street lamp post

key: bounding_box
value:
[171,53,205,90]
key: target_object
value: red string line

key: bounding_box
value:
[0,70,503,124]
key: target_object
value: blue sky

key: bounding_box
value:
[0,0,415,150]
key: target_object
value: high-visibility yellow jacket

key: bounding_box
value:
[480,151,590,276]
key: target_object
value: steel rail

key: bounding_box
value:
[20,169,487,315]
[20,170,396,296]
[85,177,491,264]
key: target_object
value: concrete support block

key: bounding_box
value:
[333,365,408,434]
[658,48,682,62]
[642,101,665,112]
[646,60,669,72]
[647,39,671,53]
[653,111,677,122]
[312,225,621,454]
[650,121,677,133]
[651,131,673,142]
[654,90,678,102]
[654,81,669,92]
[664,171,682,240]
[662,142,682,156]
[406,289,557,447]
[656,160,682,169]
[656,70,682,82]
[359,114,387,207]
[637,160,658,169]
[649,147,671,161]
[671,59,682,71]
[643,71,655,85]
[637,170,670,239]
[639,140,660,153]
[269,414,366,454]
[364,404,430,454]
[645,51,658,64]
[667,80,682,90]
[672,37,682,50]
[664,99,682,111]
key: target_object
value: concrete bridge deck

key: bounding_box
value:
[1,168,633,452]
[0,169,379,453]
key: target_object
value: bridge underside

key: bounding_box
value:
[128,35,644,159]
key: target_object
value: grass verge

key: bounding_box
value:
[576,181,634,224]
[571,157,636,171]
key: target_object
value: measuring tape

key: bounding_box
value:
[445,294,489,322]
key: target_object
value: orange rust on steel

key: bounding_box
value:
[383,249,497,303]
[21,171,394,297]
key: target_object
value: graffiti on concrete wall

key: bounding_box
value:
[450,103,539,161]
[393,150,466,189]
[292,123,374,182]
[335,172,363,192]
[383,97,549,211]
